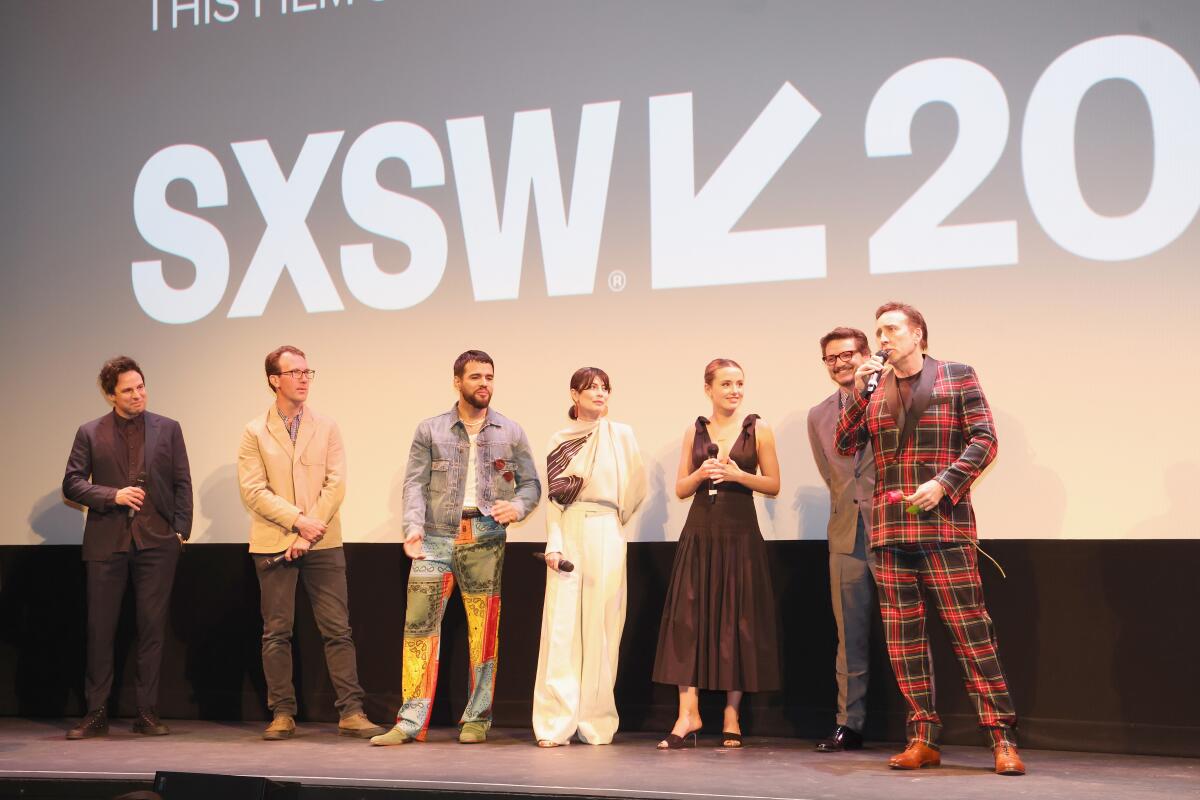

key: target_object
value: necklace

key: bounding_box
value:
[460,415,485,433]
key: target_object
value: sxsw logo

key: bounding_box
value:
[129,84,826,324]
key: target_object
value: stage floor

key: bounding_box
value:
[0,718,1196,800]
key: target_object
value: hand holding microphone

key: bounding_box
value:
[858,350,891,397]
[120,472,147,518]
[260,535,313,570]
[705,443,720,503]
[533,552,575,573]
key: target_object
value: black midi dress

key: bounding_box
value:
[652,415,781,692]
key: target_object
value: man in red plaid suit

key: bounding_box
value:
[836,301,1024,776]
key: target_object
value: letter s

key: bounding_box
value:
[131,144,229,324]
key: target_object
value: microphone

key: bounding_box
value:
[260,552,290,570]
[533,552,575,573]
[706,443,720,503]
[128,472,146,519]
[864,350,890,397]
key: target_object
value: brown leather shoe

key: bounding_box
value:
[131,707,170,736]
[888,740,941,769]
[338,712,386,738]
[66,707,108,740]
[994,742,1026,775]
[262,714,295,741]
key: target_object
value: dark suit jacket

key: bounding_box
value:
[835,357,997,549]
[807,390,875,554]
[63,410,193,561]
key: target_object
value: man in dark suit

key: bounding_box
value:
[836,302,1023,776]
[807,326,876,753]
[62,356,192,739]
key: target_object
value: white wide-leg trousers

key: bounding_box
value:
[532,504,627,745]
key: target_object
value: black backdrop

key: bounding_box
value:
[1,539,1196,757]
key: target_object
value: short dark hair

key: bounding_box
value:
[819,327,870,357]
[568,366,611,420]
[454,350,494,378]
[703,358,743,386]
[875,301,929,351]
[265,345,306,392]
[98,356,144,396]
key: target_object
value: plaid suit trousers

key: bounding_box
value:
[874,543,1016,747]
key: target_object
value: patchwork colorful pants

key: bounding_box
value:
[874,542,1017,748]
[395,516,504,740]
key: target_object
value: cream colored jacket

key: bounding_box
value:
[238,404,346,554]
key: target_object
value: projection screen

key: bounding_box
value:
[2,1,1197,545]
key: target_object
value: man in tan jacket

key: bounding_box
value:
[238,345,384,741]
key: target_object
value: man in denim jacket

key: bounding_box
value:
[373,350,541,746]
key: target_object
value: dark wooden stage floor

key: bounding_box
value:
[0,718,1195,800]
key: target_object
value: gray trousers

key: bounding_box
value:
[253,547,365,719]
[829,516,877,731]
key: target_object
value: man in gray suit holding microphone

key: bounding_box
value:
[807,327,876,752]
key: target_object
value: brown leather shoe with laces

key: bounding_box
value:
[888,740,941,769]
[132,707,170,736]
[66,707,109,740]
[994,742,1026,775]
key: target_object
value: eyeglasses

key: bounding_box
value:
[821,351,857,366]
[275,369,316,381]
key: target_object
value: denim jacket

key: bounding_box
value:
[403,404,541,538]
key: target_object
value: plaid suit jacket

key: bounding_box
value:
[835,357,997,549]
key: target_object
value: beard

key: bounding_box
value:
[462,388,491,410]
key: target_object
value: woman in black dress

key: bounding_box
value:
[652,358,781,748]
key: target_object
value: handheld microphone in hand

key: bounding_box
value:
[706,443,720,503]
[864,350,890,397]
[260,552,290,571]
[533,552,575,573]
[128,472,147,519]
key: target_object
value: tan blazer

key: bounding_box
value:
[238,404,346,554]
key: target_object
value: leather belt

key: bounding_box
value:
[461,508,483,520]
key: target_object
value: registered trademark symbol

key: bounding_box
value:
[607,270,627,292]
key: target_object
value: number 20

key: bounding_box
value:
[865,36,1200,274]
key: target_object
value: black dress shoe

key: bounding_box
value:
[132,707,170,736]
[815,725,863,752]
[66,707,109,740]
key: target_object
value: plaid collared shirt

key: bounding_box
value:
[277,406,303,443]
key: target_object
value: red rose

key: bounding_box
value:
[885,490,904,504]
[503,471,514,482]
[493,458,505,470]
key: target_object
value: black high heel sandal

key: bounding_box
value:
[720,732,743,748]
[657,730,699,749]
